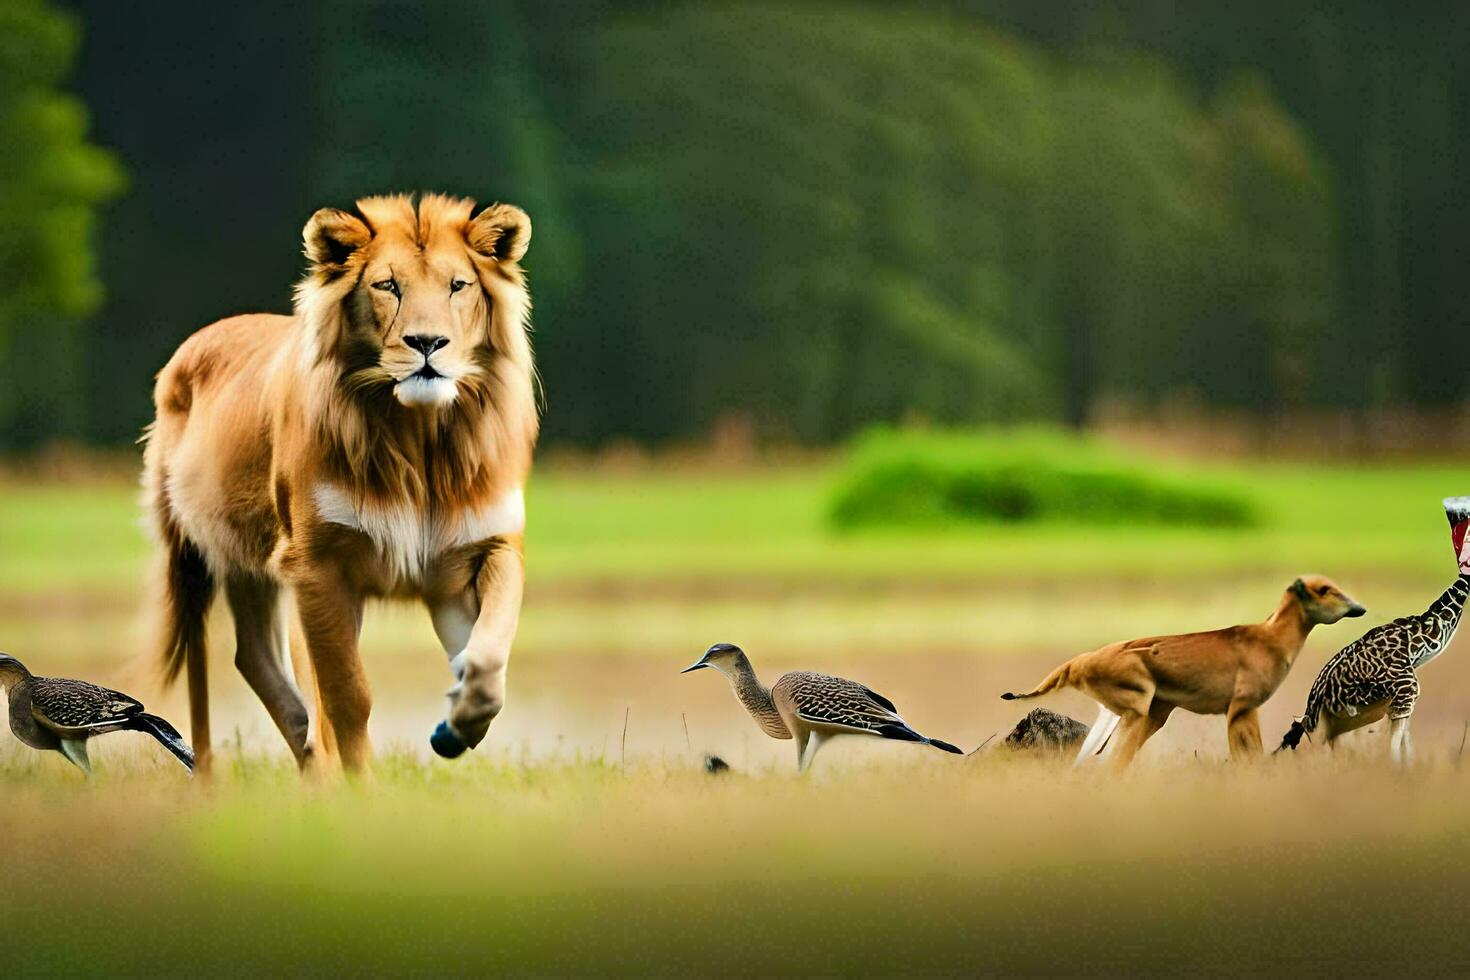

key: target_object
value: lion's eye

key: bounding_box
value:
[449,279,471,294]
[372,279,400,298]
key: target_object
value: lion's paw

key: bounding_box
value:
[430,720,468,759]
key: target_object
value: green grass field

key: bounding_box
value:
[4,454,1470,974]
[4,456,1468,592]
[2,456,1466,669]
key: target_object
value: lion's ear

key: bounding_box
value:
[467,203,531,263]
[303,208,372,270]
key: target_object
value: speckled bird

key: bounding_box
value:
[681,643,964,771]
[0,654,194,775]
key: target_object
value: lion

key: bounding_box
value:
[141,193,538,774]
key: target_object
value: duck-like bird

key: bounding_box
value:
[681,643,964,771]
[0,654,194,774]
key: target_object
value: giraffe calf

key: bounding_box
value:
[1279,496,1470,765]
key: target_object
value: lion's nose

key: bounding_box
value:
[404,334,449,356]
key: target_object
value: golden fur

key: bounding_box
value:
[142,194,538,774]
[1002,576,1365,770]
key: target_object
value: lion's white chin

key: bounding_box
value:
[393,376,458,407]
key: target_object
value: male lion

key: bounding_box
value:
[142,193,537,774]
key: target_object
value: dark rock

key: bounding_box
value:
[703,754,731,774]
[1004,708,1088,753]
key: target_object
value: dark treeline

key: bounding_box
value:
[5,1,1467,449]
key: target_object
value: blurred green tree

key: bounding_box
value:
[48,0,1470,449]
[0,0,122,448]
[977,0,1470,416]
[549,5,1333,440]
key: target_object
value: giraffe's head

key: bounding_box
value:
[1446,497,1470,574]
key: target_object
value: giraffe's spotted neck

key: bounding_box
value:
[1409,573,1470,669]
[724,657,791,739]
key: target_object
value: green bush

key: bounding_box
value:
[829,428,1258,530]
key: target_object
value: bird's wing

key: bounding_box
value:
[778,671,906,733]
[30,677,143,736]
[860,685,897,713]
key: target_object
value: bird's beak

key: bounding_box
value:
[680,660,709,674]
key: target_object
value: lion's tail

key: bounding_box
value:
[146,464,216,771]
[1001,657,1080,702]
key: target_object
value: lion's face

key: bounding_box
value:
[300,194,531,409]
[357,234,485,407]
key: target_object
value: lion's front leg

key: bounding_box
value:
[292,564,371,773]
[430,539,524,758]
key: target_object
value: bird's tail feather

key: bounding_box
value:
[876,723,927,744]
[130,712,195,772]
[876,724,965,754]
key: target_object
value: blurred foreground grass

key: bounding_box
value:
[7,747,1470,974]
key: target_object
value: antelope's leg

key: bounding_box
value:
[1106,712,1157,772]
[1122,701,1175,769]
[1227,702,1264,761]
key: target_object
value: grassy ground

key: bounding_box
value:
[2,457,1467,678]
[3,455,1470,974]
[4,457,1469,592]
[9,751,1470,974]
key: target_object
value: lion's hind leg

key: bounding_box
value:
[143,449,217,776]
[227,575,310,766]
